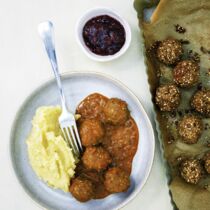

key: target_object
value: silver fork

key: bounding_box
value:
[38,21,82,156]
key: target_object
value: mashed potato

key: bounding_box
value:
[27,106,76,192]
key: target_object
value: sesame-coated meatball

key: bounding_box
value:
[173,60,199,87]
[103,98,129,125]
[203,152,210,174]
[79,119,105,146]
[70,177,95,202]
[156,38,183,65]
[178,115,203,144]
[82,146,112,171]
[191,90,210,117]
[180,159,202,184]
[155,84,181,111]
[104,167,130,193]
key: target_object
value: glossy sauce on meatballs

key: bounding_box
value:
[70,177,95,202]
[104,167,130,193]
[82,146,112,171]
[103,98,129,125]
[79,119,105,146]
[70,93,139,202]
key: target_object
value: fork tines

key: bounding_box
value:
[61,125,82,156]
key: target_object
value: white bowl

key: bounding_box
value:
[75,8,132,62]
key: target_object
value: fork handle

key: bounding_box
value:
[38,21,67,109]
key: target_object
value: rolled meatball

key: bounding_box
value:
[79,119,105,146]
[191,90,210,117]
[82,146,112,171]
[105,119,138,161]
[81,171,109,199]
[76,93,108,122]
[156,38,183,65]
[70,177,95,202]
[104,167,130,193]
[155,84,181,111]
[173,60,199,87]
[203,152,210,174]
[103,98,129,125]
[180,159,202,184]
[178,115,203,144]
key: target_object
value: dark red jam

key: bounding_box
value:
[82,15,126,56]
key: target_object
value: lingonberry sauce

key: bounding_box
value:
[82,15,125,56]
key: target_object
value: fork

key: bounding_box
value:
[38,21,82,156]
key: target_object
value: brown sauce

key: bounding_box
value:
[103,118,139,174]
[74,93,139,199]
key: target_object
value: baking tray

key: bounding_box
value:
[134,0,210,209]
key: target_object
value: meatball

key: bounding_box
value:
[173,60,199,87]
[79,119,105,146]
[104,167,130,193]
[70,177,95,202]
[76,93,108,122]
[103,98,129,125]
[180,159,202,184]
[82,146,112,171]
[178,115,203,144]
[156,38,183,65]
[104,119,138,161]
[155,84,181,111]
[191,90,210,117]
[80,171,109,199]
[203,152,210,174]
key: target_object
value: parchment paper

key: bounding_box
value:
[134,0,210,209]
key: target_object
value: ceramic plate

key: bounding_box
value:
[10,72,155,210]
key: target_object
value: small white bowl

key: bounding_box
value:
[75,7,132,62]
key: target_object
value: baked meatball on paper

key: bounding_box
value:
[134,0,210,209]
